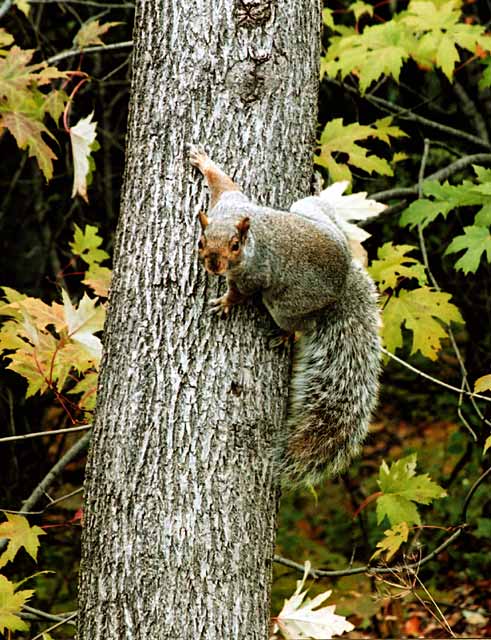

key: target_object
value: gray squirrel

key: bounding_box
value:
[188,144,381,486]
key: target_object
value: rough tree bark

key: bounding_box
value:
[78,1,320,639]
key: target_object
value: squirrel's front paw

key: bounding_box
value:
[187,143,208,170]
[209,295,232,317]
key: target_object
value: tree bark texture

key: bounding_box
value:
[78,2,320,639]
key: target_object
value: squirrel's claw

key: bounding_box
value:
[187,143,208,170]
[209,296,231,317]
[267,330,293,349]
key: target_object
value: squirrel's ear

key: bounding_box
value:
[236,216,250,240]
[198,211,209,230]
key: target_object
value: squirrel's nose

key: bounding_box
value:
[206,254,226,275]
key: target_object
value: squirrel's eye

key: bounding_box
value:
[231,240,240,252]
[198,238,205,250]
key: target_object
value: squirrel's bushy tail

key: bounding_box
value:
[276,263,381,486]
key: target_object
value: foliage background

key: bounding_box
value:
[1,1,491,638]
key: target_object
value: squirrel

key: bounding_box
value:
[188,144,381,486]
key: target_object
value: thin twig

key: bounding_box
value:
[0,424,91,444]
[31,611,78,640]
[3,487,84,515]
[363,90,491,150]
[22,605,77,625]
[382,348,491,403]
[0,432,90,552]
[46,40,133,66]
[0,0,12,19]
[370,153,491,203]
[326,78,491,150]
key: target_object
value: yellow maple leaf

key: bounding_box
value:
[0,513,45,569]
[0,574,33,634]
[73,20,122,48]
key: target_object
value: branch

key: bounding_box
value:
[19,431,91,514]
[0,0,12,19]
[31,612,78,640]
[22,606,77,625]
[326,77,491,150]
[0,432,90,552]
[370,153,491,203]
[275,465,491,579]
[382,348,491,403]
[364,91,491,150]
[0,424,91,444]
[46,41,133,66]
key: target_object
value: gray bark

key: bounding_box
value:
[77,1,320,639]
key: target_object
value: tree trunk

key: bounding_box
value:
[77,2,320,639]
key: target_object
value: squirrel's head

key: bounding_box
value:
[197,211,250,276]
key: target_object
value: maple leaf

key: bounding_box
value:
[445,225,491,274]
[316,117,405,182]
[67,370,98,411]
[474,374,491,393]
[0,29,14,54]
[43,88,68,124]
[0,110,57,180]
[13,0,30,16]
[351,1,373,21]
[73,20,122,48]
[0,513,45,569]
[0,290,65,332]
[0,46,66,102]
[322,8,334,30]
[69,112,99,202]
[0,574,33,634]
[273,561,354,639]
[376,454,446,527]
[400,179,486,229]
[372,521,410,562]
[5,329,64,396]
[83,264,112,298]
[382,286,463,360]
[70,224,109,267]
[368,243,427,291]
[62,290,104,360]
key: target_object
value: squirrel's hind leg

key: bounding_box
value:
[187,143,241,209]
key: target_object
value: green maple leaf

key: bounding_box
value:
[368,243,426,291]
[0,513,45,569]
[383,286,463,360]
[316,117,404,182]
[479,58,491,91]
[67,370,98,411]
[70,224,110,268]
[401,180,484,229]
[322,8,334,30]
[376,454,446,526]
[0,29,14,54]
[351,1,373,21]
[445,225,491,273]
[372,521,410,561]
[324,20,414,93]
[0,574,33,634]
[323,0,491,90]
